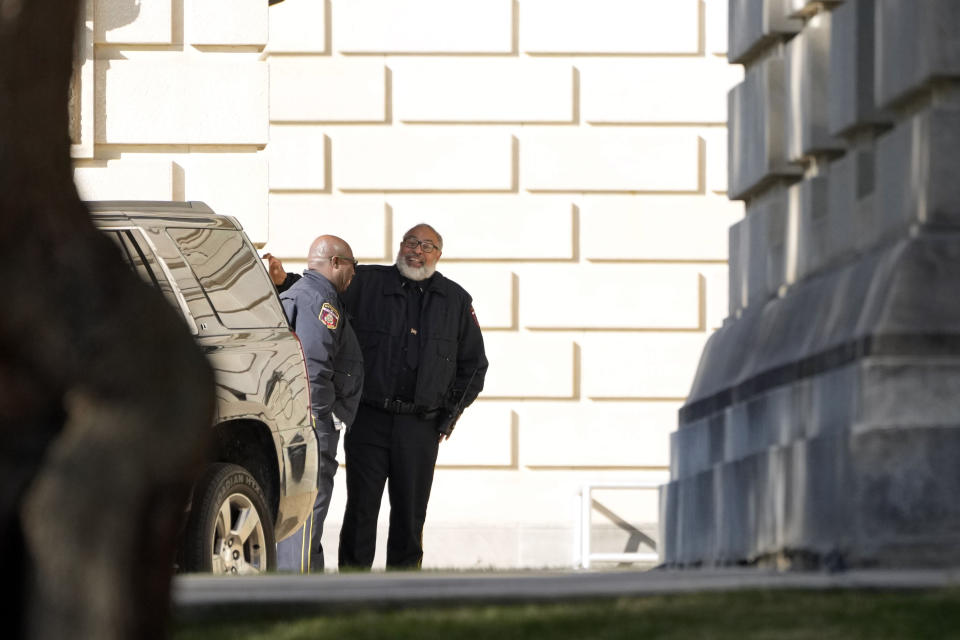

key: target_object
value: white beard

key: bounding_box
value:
[396,255,435,281]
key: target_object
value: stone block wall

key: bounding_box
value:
[70,0,742,570]
[663,0,960,568]
[72,0,271,239]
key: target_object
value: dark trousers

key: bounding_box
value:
[277,419,340,572]
[338,404,440,569]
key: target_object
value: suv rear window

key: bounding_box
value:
[105,229,182,310]
[168,228,285,329]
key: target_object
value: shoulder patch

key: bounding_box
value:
[470,305,479,327]
[319,302,340,330]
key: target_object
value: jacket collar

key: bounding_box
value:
[301,269,338,298]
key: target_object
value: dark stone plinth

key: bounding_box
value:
[662,232,960,568]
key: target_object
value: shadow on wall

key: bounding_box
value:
[86,0,150,149]
[72,0,145,146]
[96,0,142,37]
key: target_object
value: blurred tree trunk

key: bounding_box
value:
[0,1,214,638]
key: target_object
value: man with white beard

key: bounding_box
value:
[264,223,488,569]
[338,223,487,570]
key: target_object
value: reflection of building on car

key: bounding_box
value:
[87,201,318,575]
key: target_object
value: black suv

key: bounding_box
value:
[87,201,317,575]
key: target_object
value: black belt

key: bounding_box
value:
[363,398,438,418]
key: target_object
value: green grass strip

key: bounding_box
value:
[172,588,960,640]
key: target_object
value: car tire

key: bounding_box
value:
[183,463,277,574]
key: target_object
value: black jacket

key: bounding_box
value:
[280,270,363,427]
[343,265,487,413]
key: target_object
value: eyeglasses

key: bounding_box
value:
[401,237,439,253]
[324,255,358,267]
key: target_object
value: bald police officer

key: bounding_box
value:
[271,236,362,572]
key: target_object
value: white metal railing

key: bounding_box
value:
[578,481,662,570]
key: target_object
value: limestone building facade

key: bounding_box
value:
[663,0,960,568]
[72,0,742,570]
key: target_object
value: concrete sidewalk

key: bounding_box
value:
[172,568,960,622]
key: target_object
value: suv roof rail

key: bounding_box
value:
[84,200,215,214]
